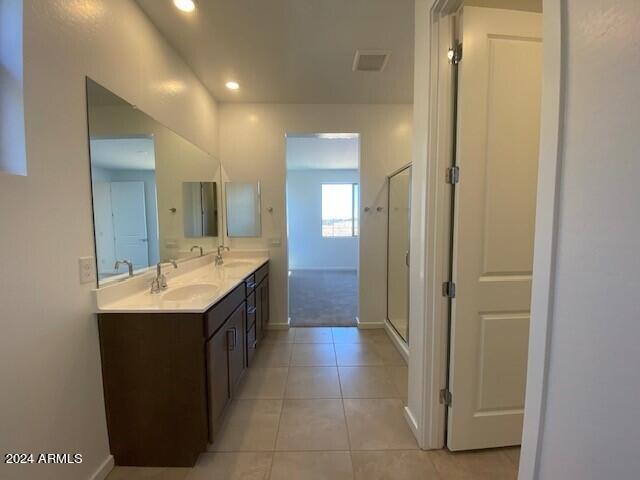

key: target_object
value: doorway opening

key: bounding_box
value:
[285,133,361,327]
[435,0,544,454]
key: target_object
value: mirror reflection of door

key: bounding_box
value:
[110,182,149,270]
[93,181,151,279]
[387,165,411,343]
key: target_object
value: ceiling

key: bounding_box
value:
[90,137,156,171]
[135,0,414,104]
[286,135,359,170]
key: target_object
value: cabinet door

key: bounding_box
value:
[227,302,246,396]
[206,327,230,442]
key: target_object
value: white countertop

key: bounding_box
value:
[94,252,269,314]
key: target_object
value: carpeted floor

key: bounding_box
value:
[289,270,358,327]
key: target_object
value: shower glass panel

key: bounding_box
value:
[387,165,411,344]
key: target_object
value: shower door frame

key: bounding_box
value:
[386,163,413,345]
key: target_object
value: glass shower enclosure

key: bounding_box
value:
[386,164,412,344]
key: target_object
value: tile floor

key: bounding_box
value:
[106,327,520,480]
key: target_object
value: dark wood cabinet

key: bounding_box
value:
[206,321,231,442]
[227,302,246,395]
[98,261,268,467]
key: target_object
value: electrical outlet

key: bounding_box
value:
[79,256,96,284]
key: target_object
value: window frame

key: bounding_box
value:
[321,182,360,238]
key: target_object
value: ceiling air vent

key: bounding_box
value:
[352,50,390,72]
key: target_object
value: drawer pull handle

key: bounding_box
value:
[247,282,257,289]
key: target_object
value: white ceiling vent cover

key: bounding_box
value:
[352,50,390,72]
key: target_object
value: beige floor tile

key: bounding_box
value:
[211,399,282,452]
[331,327,388,344]
[338,366,399,398]
[262,329,296,344]
[186,452,272,480]
[334,343,385,366]
[371,342,406,365]
[276,399,349,451]
[430,448,518,480]
[503,447,521,469]
[294,327,334,343]
[270,452,354,480]
[251,343,292,368]
[291,343,337,366]
[386,365,408,402]
[285,367,341,398]
[343,399,417,450]
[351,451,439,480]
[106,467,190,480]
[235,367,288,399]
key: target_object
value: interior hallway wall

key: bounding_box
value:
[287,169,359,270]
[526,0,640,478]
[0,1,219,479]
[219,103,412,326]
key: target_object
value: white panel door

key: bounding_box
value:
[447,6,542,451]
[110,181,149,269]
[93,182,116,276]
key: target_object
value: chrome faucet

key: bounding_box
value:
[114,259,134,277]
[215,245,230,266]
[190,245,204,257]
[150,260,178,294]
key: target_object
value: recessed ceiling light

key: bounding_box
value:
[225,81,240,90]
[173,0,195,13]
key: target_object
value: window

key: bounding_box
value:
[322,183,359,237]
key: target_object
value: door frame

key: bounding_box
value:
[410,1,563,479]
[283,133,362,328]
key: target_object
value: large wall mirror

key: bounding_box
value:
[86,78,222,285]
[225,182,262,237]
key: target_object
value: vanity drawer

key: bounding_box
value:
[255,262,269,285]
[244,274,257,295]
[205,284,245,338]
[246,292,256,331]
[246,323,257,366]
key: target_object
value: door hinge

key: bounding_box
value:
[446,166,460,184]
[448,42,463,65]
[442,281,456,298]
[440,388,452,406]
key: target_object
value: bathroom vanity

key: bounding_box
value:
[96,256,269,467]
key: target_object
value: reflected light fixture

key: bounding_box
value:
[173,0,195,13]
[225,81,240,90]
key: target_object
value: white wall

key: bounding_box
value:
[287,169,359,270]
[0,1,219,479]
[219,104,412,326]
[526,0,640,478]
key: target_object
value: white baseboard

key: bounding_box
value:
[356,317,384,329]
[384,319,409,363]
[266,318,290,330]
[404,406,420,444]
[89,455,114,480]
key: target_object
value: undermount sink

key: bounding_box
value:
[162,283,219,302]
[221,260,254,269]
